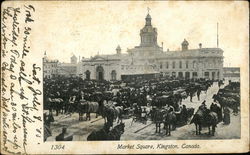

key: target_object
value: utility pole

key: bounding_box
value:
[217,22,219,48]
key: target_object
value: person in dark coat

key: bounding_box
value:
[210,102,216,112]
[197,89,201,101]
[189,90,194,102]
[180,105,188,124]
[223,106,230,125]
[199,100,207,112]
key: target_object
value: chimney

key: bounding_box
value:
[199,43,202,49]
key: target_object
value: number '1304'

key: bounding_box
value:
[51,145,65,150]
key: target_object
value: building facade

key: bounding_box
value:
[43,53,59,79]
[43,54,78,78]
[223,67,240,78]
[78,12,224,81]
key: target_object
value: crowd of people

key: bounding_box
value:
[44,76,214,117]
[43,76,239,140]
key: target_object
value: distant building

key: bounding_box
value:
[57,63,77,77]
[43,52,59,79]
[223,67,240,78]
[43,54,77,78]
[71,55,77,64]
[77,12,224,81]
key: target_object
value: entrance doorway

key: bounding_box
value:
[85,70,90,80]
[96,66,104,81]
[111,70,117,81]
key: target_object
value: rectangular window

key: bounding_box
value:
[193,61,196,68]
[160,62,162,69]
[173,61,175,69]
[204,72,209,78]
[192,72,198,77]
[166,62,169,69]
[179,61,182,69]
[186,61,188,68]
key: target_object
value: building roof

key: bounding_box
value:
[58,63,77,67]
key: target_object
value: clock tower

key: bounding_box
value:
[140,12,159,47]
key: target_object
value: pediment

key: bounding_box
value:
[91,56,107,61]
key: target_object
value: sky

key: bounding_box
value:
[35,1,249,67]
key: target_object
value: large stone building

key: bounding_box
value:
[43,52,59,79]
[43,54,78,78]
[78,12,224,81]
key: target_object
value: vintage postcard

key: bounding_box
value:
[1,0,249,154]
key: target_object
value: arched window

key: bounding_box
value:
[96,66,104,81]
[111,70,117,81]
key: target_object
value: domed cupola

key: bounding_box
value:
[139,11,158,47]
[145,13,152,26]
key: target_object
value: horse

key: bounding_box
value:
[190,109,218,136]
[153,109,165,133]
[210,103,222,122]
[187,108,195,119]
[101,101,124,127]
[114,106,124,124]
[164,110,177,136]
[48,98,64,116]
[78,101,99,121]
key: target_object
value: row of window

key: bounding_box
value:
[159,60,221,69]
[159,61,197,69]
[121,65,152,70]
[44,70,57,73]
[44,64,57,68]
